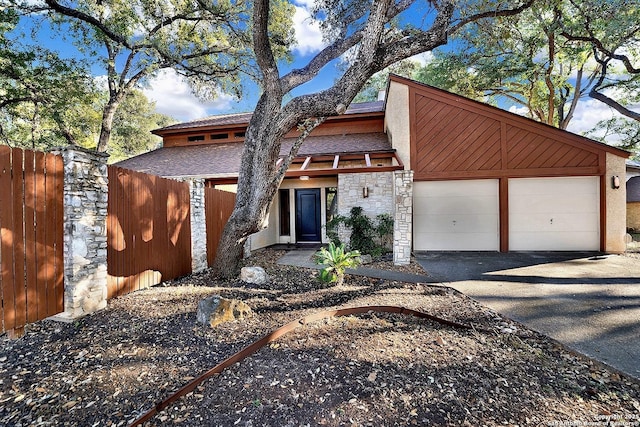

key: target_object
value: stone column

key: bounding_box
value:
[189,179,208,272]
[51,146,109,320]
[393,170,413,265]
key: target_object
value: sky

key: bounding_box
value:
[10,0,637,142]
[134,0,629,142]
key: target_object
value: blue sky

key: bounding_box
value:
[11,0,632,139]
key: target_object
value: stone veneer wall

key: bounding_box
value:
[188,179,208,272]
[337,172,395,245]
[393,170,413,265]
[52,146,109,320]
[337,171,414,265]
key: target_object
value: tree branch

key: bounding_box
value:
[450,0,536,34]
[253,0,280,95]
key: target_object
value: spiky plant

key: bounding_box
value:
[315,242,361,287]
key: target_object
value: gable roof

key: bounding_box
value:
[386,75,630,181]
[387,74,630,159]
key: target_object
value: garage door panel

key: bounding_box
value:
[414,231,499,251]
[509,232,599,251]
[510,213,599,232]
[509,177,599,251]
[416,195,497,215]
[510,194,598,214]
[414,180,499,251]
[415,213,499,233]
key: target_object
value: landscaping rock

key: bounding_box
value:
[358,254,373,265]
[240,266,269,284]
[196,296,253,327]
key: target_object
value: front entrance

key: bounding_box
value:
[295,189,322,242]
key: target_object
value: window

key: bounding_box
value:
[326,187,338,223]
[279,189,290,236]
[210,133,228,140]
[234,131,246,138]
[187,135,205,142]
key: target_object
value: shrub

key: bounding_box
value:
[315,242,361,287]
[325,207,394,257]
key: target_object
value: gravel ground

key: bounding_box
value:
[1,249,639,426]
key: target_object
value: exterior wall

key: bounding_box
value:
[249,199,279,251]
[628,202,640,230]
[337,172,394,246]
[393,171,413,265]
[384,81,411,169]
[606,152,628,253]
[52,147,109,320]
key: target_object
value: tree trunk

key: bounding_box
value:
[97,99,119,152]
[211,92,296,277]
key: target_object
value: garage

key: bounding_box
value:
[414,180,499,251]
[509,177,600,251]
[391,75,629,254]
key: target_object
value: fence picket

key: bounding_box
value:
[0,145,15,331]
[23,150,38,323]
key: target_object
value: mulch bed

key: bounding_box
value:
[1,249,639,426]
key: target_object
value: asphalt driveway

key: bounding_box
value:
[414,252,640,381]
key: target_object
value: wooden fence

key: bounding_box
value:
[204,187,236,266]
[0,146,64,334]
[1,150,237,332]
[107,165,192,299]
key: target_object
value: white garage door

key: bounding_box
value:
[414,180,499,251]
[509,177,600,250]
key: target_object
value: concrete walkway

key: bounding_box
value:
[278,249,640,381]
[277,250,436,284]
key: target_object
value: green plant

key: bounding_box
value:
[325,214,347,246]
[315,242,361,286]
[325,207,394,256]
[375,213,394,249]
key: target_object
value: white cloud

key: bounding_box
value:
[410,51,435,66]
[293,0,317,8]
[142,69,236,121]
[292,5,326,56]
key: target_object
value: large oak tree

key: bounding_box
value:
[212,0,535,277]
[10,0,295,153]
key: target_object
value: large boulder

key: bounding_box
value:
[196,296,253,328]
[240,266,269,284]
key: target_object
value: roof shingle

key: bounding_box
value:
[116,132,392,178]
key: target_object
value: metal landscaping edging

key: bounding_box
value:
[129,305,482,426]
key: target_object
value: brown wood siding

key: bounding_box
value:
[107,166,192,299]
[408,83,612,181]
[164,116,385,147]
[0,146,64,334]
[204,187,236,265]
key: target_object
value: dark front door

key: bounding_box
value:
[295,189,322,242]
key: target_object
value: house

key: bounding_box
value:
[628,160,640,180]
[117,75,630,262]
[628,176,640,231]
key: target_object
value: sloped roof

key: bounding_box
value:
[116,132,393,178]
[154,101,385,134]
[628,176,640,202]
